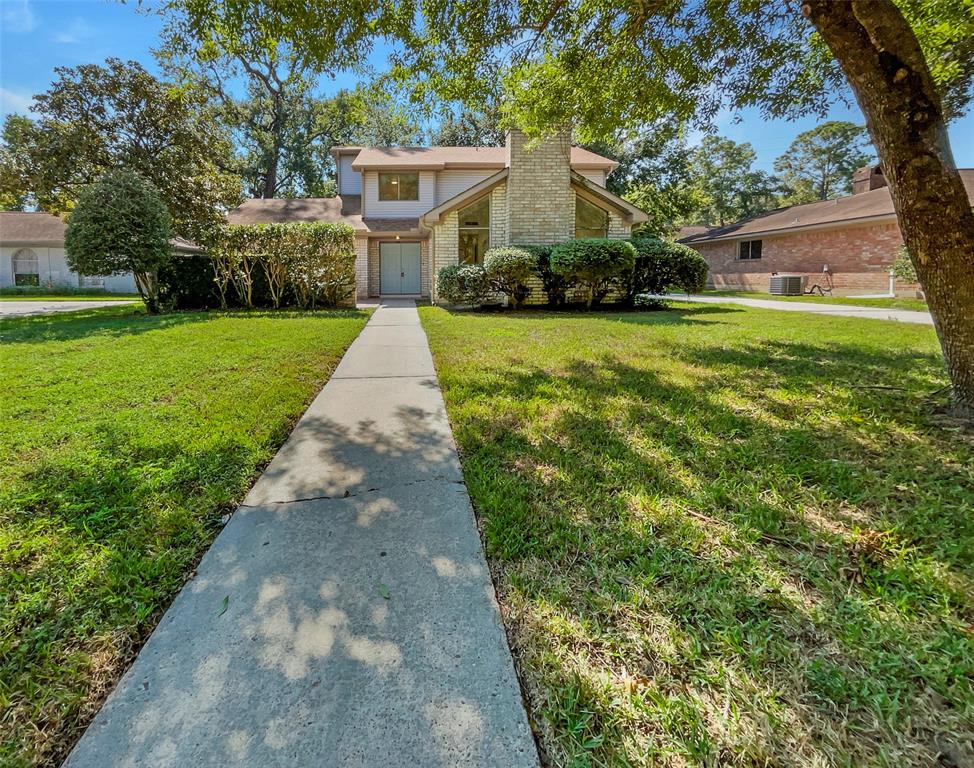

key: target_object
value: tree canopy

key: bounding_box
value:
[0,59,239,241]
[774,121,874,203]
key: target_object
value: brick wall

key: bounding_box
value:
[689,221,922,296]
[431,211,459,303]
[506,130,574,244]
[354,236,369,299]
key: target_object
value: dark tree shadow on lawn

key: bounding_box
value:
[0,306,369,344]
[440,337,974,767]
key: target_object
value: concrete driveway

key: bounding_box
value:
[668,294,934,325]
[0,299,138,317]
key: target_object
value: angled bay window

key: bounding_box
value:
[458,197,490,265]
[378,172,419,201]
[575,197,609,238]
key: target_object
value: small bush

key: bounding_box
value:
[551,238,636,308]
[483,246,537,308]
[437,264,491,305]
[620,235,709,306]
[891,245,918,283]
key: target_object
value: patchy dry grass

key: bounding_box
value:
[420,303,973,768]
[0,305,368,767]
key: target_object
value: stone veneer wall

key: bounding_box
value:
[354,236,369,299]
[506,130,574,245]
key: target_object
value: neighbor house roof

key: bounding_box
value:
[0,211,204,252]
[347,145,618,171]
[226,196,423,236]
[0,211,67,245]
[680,169,974,244]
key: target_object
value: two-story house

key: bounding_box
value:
[228,130,647,302]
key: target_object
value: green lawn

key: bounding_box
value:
[420,304,973,768]
[703,290,929,312]
[0,305,369,768]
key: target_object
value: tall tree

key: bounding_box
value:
[156,1,421,199]
[0,115,33,211]
[0,59,239,241]
[175,0,974,415]
[690,136,782,226]
[774,120,874,202]
[585,130,705,236]
[430,106,504,146]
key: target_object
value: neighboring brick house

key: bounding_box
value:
[679,166,974,296]
[227,130,647,302]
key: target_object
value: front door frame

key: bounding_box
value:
[378,239,424,296]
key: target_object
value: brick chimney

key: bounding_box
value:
[505,129,574,244]
[852,164,887,194]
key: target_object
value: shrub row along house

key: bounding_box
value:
[228,130,648,303]
[0,210,200,293]
[679,166,974,296]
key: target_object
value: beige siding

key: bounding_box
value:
[577,169,606,187]
[435,170,498,205]
[362,170,436,218]
[339,155,361,195]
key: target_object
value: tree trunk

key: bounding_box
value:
[804,0,974,417]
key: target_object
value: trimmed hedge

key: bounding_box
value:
[436,264,492,305]
[483,246,537,308]
[210,222,356,309]
[514,244,574,308]
[622,234,709,306]
[551,238,636,308]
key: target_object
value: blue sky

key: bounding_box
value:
[3,0,973,173]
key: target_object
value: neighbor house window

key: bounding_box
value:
[738,240,763,260]
[378,172,419,201]
[575,197,609,238]
[12,248,39,286]
[458,197,490,265]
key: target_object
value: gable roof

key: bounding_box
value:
[348,145,617,171]
[0,211,67,245]
[570,171,648,224]
[681,169,974,244]
[0,211,203,252]
[420,169,509,225]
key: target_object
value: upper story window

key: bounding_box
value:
[458,197,490,265]
[575,197,609,238]
[738,240,763,260]
[378,172,419,201]
[12,248,39,286]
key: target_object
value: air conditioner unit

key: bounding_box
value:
[769,275,803,296]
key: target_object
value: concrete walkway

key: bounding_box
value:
[668,294,934,325]
[65,299,538,768]
[0,299,137,316]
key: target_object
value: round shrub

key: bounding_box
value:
[437,264,491,305]
[551,238,636,308]
[65,169,172,313]
[621,235,710,306]
[483,246,537,308]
